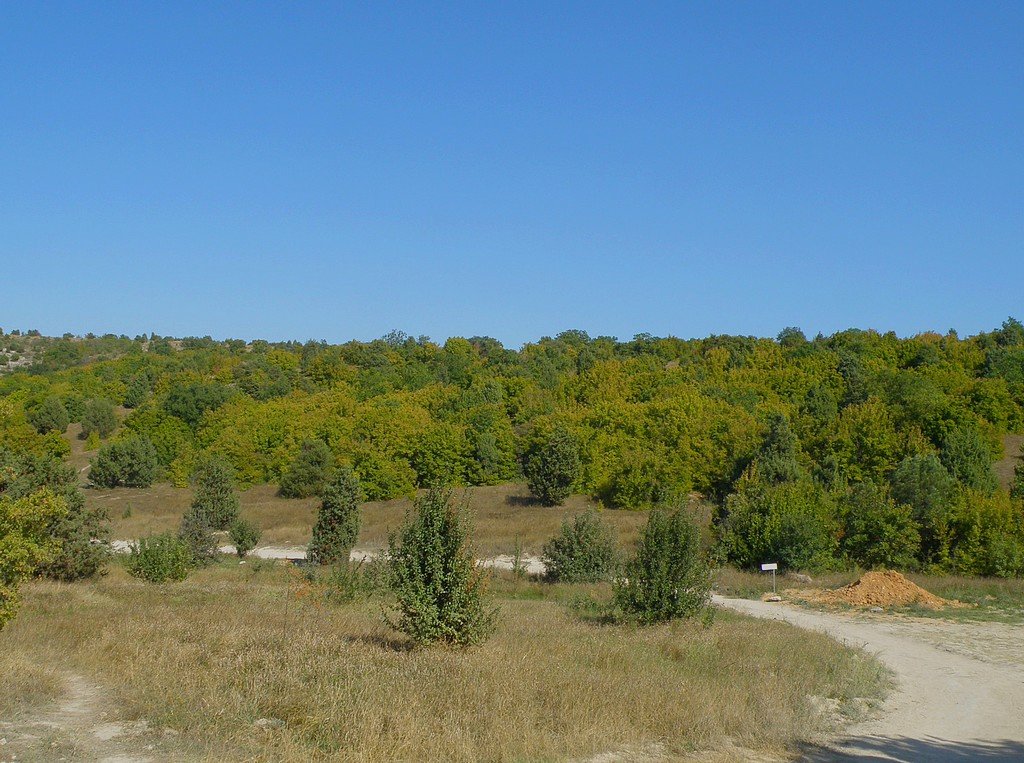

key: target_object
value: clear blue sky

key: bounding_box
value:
[2,2,1021,346]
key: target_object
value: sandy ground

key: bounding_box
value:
[714,595,1024,762]
[111,540,550,575]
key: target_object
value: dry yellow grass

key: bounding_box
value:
[96,482,654,555]
[0,562,888,762]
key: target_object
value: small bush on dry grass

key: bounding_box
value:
[229,518,262,558]
[542,508,618,583]
[308,467,362,565]
[0,565,889,762]
[614,507,711,624]
[126,534,191,583]
[387,486,497,646]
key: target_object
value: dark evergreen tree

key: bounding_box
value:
[90,436,159,488]
[81,398,117,439]
[189,458,239,530]
[279,439,334,498]
[30,396,69,434]
[309,467,363,565]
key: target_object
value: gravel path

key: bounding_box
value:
[714,595,1024,762]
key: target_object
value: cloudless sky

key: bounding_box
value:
[2,2,1021,347]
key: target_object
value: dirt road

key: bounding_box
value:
[714,595,1024,762]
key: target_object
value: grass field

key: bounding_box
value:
[92,482,656,556]
[1,561,889,762]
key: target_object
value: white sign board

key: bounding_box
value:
[760,562,778,571]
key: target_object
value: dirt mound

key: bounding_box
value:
[803,571,950,610]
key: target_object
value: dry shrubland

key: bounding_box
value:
[1,562,888,761]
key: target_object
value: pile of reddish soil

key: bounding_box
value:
[800,571,950,610]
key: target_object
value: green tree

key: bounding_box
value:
[614,507,710,623]
[890,453,957,564]
[940,425,997,494]
[523,425,581,506]
[123,374,151,408]
[1,489,67,630]
[89,436,159,488]
[721,478,840,571]
[279,439,334,498]
[30,396,69,434]
[164,381,231,427]
[228,518,262,558]
[1009,462,1024,502]
[754,413,803,484]
[542,509,617,583]
[840,482,921,570]
[0,449,109,581]
[81,398,117,439]
[190,458,239,530]
[309,467,363,565]
[386,487,496,646]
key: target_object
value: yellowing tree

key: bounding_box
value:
[0,488,68,630]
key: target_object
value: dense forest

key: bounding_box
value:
[2,320,1024,577]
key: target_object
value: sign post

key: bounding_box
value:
[760,562,778,595]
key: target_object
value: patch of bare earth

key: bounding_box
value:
[0,673,181,763]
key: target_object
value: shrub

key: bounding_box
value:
[89,436,159,488]
[123,375,150,408]
[614,507,710,623]
[323,559,386,603]
[720,478,839,571]
[228,518,261,558]
[522,425,580,506]
[1,449,109,581]
[164,381,231,427]
[279,439,334,498]
[81,398,118,439]
[0,489,68,630]
[309,467,363,565]
[1011,463,1024,502]
[30,396,69,434]
[940,425,997,494]
[190,458,239,530]
[126,534,191,583]
[840,482,921,570]
[542,509,617,583]
[178,508,218,565]
[602,455,685,510]
[387,487,497,646]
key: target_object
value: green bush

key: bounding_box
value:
[229,517,262,558]
[126,534,191,583]
[614,507,710,623]
[0,449,109,581]
[279,439,334,498]
[309,467,363,565]
[30,396,69,435]
[81,398,117,439]
[522,425,580,506]
[190,458,239,530]
[178,509,218,565]
[840,482,920,570]
[1011,463,1024,502]
[386,487,497,646]
[720,478,839,572]
[163,381,231,427]
[542,509,617,583]
[89,436,159,488]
